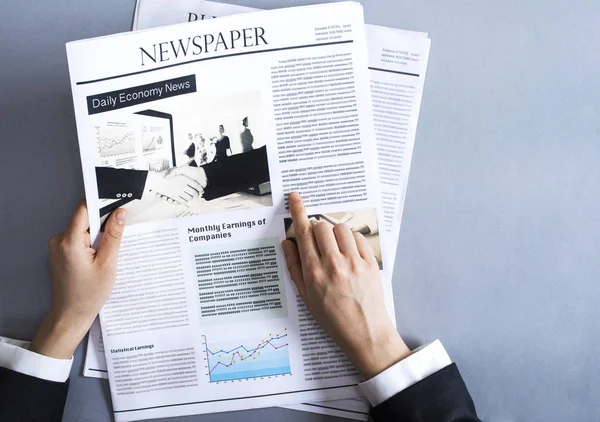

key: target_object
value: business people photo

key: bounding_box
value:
[95,145,272,223]
[241,116,254,152]
[214,124,232,162]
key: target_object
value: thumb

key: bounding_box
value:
[96,209,128,267]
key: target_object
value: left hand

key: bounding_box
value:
[29,202,127,359]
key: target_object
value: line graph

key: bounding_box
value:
[203,329,291,382]
[96,124,136,157]
[142,133,157,153]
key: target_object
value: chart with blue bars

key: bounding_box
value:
[203,329,291,383]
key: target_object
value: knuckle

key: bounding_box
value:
[58,237,71,253]
[105,227,123,242]
[49,234,60,249]
[330,267,344,281]
[305,266,321,283]
[349,257,363,273]
[325,256,345,279]
[295,224,312,238]
[323,254,339,270]
[97,258,115,272]
[368,258,380,271]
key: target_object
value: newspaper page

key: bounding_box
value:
[133,0,257,30]
[131,1,430,258]
[365,24,431,268]
[84,2,431,420]
[67,2,393,420]
[84,318,108,377]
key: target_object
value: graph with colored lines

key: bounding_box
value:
[203,329,291,383]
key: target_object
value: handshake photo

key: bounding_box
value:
[143,166,208,205]
[95,145,272,223]
[95,165,208,206]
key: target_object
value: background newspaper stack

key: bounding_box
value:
[80,1,430,420]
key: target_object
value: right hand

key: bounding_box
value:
[143,167,207,204]
[167,165,208,190]
[281,193,411,379]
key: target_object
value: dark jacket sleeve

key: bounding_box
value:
[0,366,69,422]
[95,167,148,200]
[202,145,270,200]
[371,363,480,422]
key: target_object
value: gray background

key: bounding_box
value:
[0,0,599,421]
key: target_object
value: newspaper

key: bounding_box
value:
[67,2,397,420]
[82,1,431,420]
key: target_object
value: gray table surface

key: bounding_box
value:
[1,0,599,421]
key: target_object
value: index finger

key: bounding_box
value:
[288,192,319,264]
[65,200,90,242]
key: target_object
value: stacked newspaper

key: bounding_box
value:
[68,1,430,420]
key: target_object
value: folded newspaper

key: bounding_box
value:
[68,1,430,420]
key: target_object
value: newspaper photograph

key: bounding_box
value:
[283,208,383,269]
[94,91,272,226]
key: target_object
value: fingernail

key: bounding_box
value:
[286,237,297,245]
[115,209,128,225]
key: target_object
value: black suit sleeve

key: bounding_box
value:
[202,145,270,200]
[95,167,148,200]
[371,363,480,422]
[0,367,69,422]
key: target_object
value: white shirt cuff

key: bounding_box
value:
[0,336,73,383]
[359,339,452,406]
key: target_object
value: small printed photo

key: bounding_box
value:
[283,208,383,269]
[94,91,272,227]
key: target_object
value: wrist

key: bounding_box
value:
[29,309,92,359]
[351,323,411,380]
[142,171,157,199]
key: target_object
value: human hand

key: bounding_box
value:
[143,167,206,204]
[29,202,127,359]
[167,165,208,193]
[281,193,411,379]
